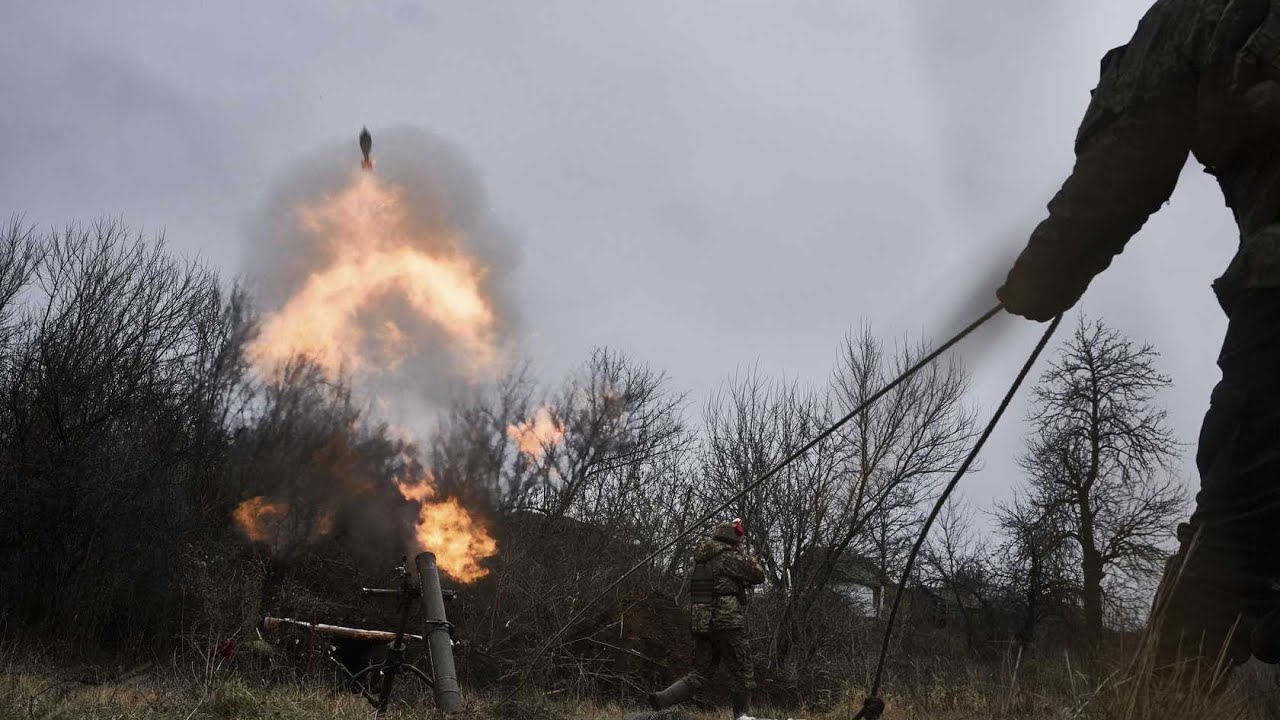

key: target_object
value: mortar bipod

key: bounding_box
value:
[348,557,438,714]
[348,554,461,715]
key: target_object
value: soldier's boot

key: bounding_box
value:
[730,690,752,719]
[647,680,694,711]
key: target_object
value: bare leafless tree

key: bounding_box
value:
[919,498,992,651]
[991,489,1078,647]
[698,326,976,673]
[0,221,228,642]
[535,348,692,522]
[433,348,695,687]
[429,362,537,509]
[700,367,838,588]
[0,218,44,460]
[1017,316,1187,640]
[0,217,43,355]
[431,348,693,527]
[181,284,258,513]
[796,327,976,622]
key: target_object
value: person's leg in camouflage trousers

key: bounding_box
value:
[720,628,755,717]
[648,634,717,710]
[652,630,755,717]
[683,633,723,692]
[686,630,753,718]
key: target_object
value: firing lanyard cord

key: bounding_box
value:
[495,304,1005,708]
[852,313,1061,720]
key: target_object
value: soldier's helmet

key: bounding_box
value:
[713,518,745,544]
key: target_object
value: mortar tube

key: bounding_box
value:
[414,552,462,713]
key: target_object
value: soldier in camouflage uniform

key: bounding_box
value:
[648,519,766,718]
[996,0,1280,674]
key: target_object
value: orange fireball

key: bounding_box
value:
[233,496,288,543]
[507,405,564,461]
[411,497,497,584]
[395,473,496,583]
[249,171,500,379]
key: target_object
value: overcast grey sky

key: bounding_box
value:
[1,1,1238,521]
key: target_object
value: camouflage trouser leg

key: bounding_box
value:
[682,629,754,694]
[1152,288,1280,672]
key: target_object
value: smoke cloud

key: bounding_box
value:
[243,125,523,424]
[228,126,514,579]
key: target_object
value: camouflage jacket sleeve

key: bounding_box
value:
[998,0,1205,321]
[720,548,766,586]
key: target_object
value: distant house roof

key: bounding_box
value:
[881,581,983,612]
[793,548,887,588]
